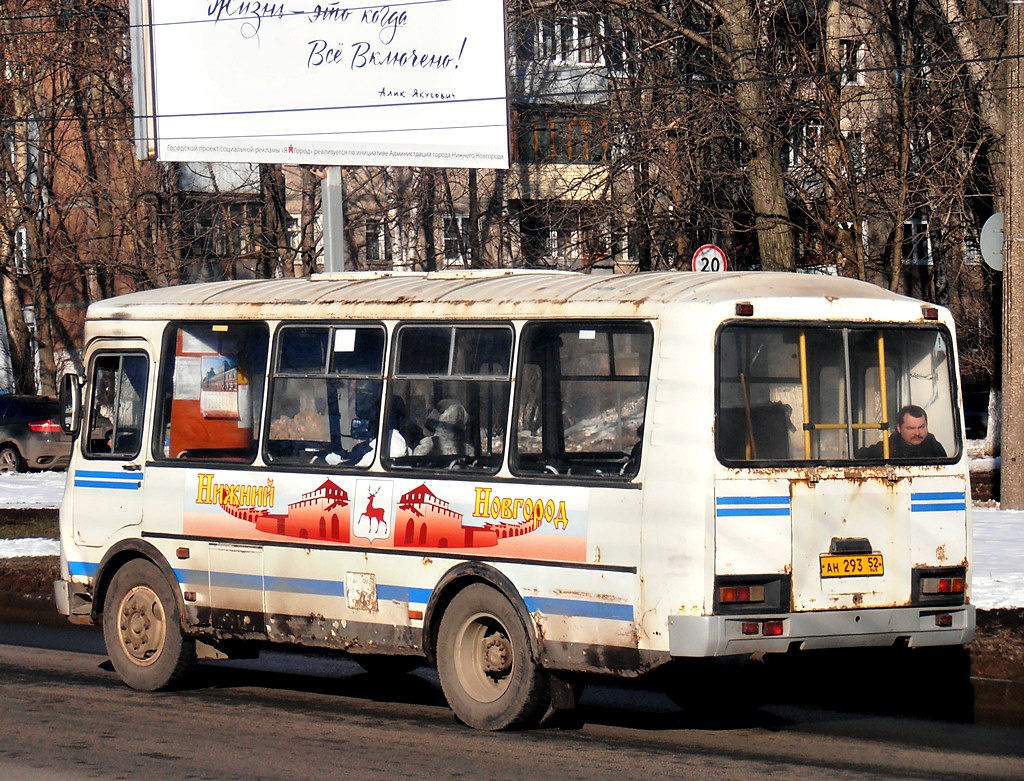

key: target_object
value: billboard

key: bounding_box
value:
[130,1,509,168]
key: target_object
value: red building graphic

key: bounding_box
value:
[395,483,499,548]
[219,479,350,542]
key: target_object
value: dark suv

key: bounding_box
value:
[0,395,72,473]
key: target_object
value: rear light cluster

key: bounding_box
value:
[714,575,791,615]
[740,620,785,636]
[912,566,967,607]
[920,576,966,595]
[28,420,62,434]
[719,585,765,604]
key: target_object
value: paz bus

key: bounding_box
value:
[55,270,974,729]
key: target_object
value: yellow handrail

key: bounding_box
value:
[799,331,811,459]
[877,333,889,459]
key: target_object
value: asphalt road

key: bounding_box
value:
[1,602,1022,781]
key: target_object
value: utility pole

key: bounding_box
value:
[1002,0,1024,507]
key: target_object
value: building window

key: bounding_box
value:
[842,130,864,177]
[903,212,931,266]
[514,110,607,164]
[444,216,470,262]
[786,121,823,169]
[840,39,865,87]
[365,219,382,262]
[516,14,604,65]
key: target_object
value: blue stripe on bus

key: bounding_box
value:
[716,496,790,506]
[74,470,144,480]
[524,596,634,622]
[377,585,434,604]
[265,575,346,598]
[73,479,142,490]
[910,489,966,514]
[73,470,143,490]
[715,507,791,517]
[71,564,634,622]
[210,571,264,591]
[911,491,965,501]
[68,561,98,578]
[911,502,967,513]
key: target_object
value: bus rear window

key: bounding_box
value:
[716,324,959,465]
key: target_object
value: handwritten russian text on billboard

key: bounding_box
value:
[132,1,509,168]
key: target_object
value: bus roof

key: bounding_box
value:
[85,270,938,323]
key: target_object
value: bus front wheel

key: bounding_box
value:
[102,559,196,691]
[436,584,551,730]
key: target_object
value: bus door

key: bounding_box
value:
[72,344,151,547]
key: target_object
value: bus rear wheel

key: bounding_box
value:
[436,583,551,730]
[102,559,196,691]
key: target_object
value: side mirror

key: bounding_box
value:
[59,373,82,436]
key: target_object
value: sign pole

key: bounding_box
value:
[321,166,346,274]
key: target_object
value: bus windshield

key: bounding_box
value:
[717,323,960,464]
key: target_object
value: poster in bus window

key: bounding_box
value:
[200,356,241,420]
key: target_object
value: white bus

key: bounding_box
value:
[55,270,974,729]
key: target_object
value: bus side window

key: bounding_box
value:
[384,324,512,474]
[511,322,653,478]
[85,353,149,460]
[265,325,386,468]
[154,322,268,462]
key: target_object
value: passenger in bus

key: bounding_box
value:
[413,399,474,458]
[858,404,948,459]
[349,395,410,466]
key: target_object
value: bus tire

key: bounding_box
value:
[436,583,550,730]
[102,559,196,692]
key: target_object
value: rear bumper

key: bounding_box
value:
[668,604,975,657]
[54,578,94,625]
[22,439,71,470]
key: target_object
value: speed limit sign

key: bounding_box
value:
[691,244,728,272]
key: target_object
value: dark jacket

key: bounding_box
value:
[858,432,948,460]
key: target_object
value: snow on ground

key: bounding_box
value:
[0,471,1020,609]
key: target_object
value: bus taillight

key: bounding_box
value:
[912,567,967,606]
[719,585,765,604]
[739,620,785,636]
[920,576,965,595]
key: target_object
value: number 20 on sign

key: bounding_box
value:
[691,244,728,272]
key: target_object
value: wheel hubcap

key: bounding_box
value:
[117,585,166,666]
[483,634,512,675]
[454,613,514,703]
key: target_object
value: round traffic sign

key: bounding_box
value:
[692,244,728,272]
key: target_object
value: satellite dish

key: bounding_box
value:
[980,212,1004,272]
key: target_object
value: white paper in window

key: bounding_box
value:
[334,329,357,353]
[579,329,597,340]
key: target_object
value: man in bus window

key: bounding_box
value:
[858,404,947,459]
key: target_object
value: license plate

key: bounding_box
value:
[819,553,884,578]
